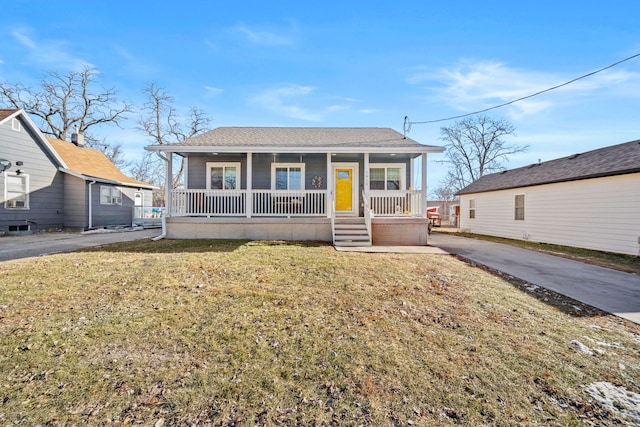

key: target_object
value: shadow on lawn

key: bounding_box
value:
[81,238,331,255]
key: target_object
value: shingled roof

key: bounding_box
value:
[47,137,155,188]
[456,139,640,195]
[0,109,19,121]
[146,127,443,153]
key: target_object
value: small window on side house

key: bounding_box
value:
[5,174,29,209]
[514,194,525,220]
[11,118,21,132]
[100,186,122,205]
[469,199,476,219]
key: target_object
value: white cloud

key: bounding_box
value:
[407,59,640,119]
[11,28,92,71]
[250,84,322,121]
[204,86,223,97]
[234,23,294,46]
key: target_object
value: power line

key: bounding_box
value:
[404,52,640,132]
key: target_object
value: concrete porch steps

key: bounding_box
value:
[333,217,371,247]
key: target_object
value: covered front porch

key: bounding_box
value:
[147,126,443,246]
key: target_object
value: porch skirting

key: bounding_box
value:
[165,216,333,241]
[371,218,429,246]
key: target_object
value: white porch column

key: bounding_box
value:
[364,152,370,192]
[326,152,332,218]
[166,151,173,215]
[421,153,427,219]
[246,152,253,218]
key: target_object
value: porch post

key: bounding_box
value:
[246,152,252,218]
[421,153,427,219]
[326,152,332,218]
[364,152,370,192]
[166,151,173,215]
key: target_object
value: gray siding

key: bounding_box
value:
[0,115,64,232]
[91,184,138,228]
[63,175,88,230]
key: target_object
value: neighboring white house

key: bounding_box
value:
[456,139,640,256]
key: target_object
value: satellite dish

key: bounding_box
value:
[0,159,11,173]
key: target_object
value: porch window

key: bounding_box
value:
[206,162,241,190]
[5,174,29,209]
[514,194,525,220]
[469,199,476,219]
[370,164,405,190]
[272,163,304,190]
[100,186,122,205]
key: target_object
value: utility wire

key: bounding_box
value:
[405,52,640,131]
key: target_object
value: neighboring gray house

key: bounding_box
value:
[0,109,155,234]
[145,127,444,246]
[456,139,640,256]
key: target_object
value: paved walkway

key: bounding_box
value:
[0,228,160,262]
[428,232,640,324]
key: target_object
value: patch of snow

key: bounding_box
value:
[525,284,539,292]
[81,226,144,235]
[585,381,640,424]
[570,340,594,355]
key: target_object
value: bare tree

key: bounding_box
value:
[439,115,527,191]
[0,66,131,163]
[136,82,210,201]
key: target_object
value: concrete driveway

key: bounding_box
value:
[0,228,160,262]
[428,231,640,324]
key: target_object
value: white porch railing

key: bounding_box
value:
[252,190,326,216]
[170,189,326,217]
[369,190,423,216]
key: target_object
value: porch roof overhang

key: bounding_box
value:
[144,144,445,157]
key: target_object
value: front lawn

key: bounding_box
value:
[1,239,638,425]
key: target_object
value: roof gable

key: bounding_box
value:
[145,127,444,153]
[0,108,20,122]
[47,137,154,188]
[457,139,640,195]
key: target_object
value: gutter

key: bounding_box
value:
[152,151,169,241]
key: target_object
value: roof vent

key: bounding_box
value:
[568,153,580,159]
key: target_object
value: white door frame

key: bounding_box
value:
[332,162,359,216]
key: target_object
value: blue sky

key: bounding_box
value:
[1,0,639,188]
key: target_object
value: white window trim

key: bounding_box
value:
[4,173,29,209]
[206,162,241,190]
[100,185,122,205]
[271,162,305,190]
[11,118,21,132]
[369,163,406,190]
[469,198,476,219]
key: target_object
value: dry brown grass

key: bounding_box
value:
[1,238,639,426]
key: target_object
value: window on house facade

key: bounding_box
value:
[5,174,29,209]
[469,199,476,219]
[207,162,241,190]
[11,118,21,132]
[100,186,122,205]
[514,194,525,220]
[370,164,404,190]
[272,163,304,190]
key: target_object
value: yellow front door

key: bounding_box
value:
[335,168,353,211]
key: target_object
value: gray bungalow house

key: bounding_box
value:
[456,139,640,256]
[0,109,155,234]
[145,127,444,246]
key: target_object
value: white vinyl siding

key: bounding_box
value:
[272,163,304,190]
[5,174,29,209]
[206,162,241,190]
[100,186,122,205]
[458,173,640,256]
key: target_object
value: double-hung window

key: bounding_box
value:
[100,186,122,205]
[514,194,525,220]
[469,199,476,219]
[370,164,405,190]
[207,162,241,190]
[272,163,304,190]
[5,174,29,209]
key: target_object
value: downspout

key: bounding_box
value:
[88,181,96,229]
[152,151,170,241]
